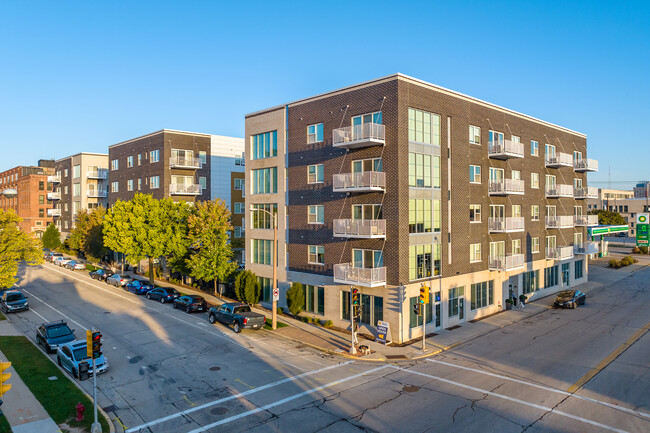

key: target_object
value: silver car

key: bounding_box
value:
[56,340,109,379]
[106,274,133,287]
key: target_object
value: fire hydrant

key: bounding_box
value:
[76,402,85,421]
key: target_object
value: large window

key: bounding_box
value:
[307,124,323,144]
[408,153,438,188]
[73,184,81,197]
[308,245,325,265]
[469,125,480,145]
[352,157,382,173]
[251,239,273,265]
[353,204,382,220]
[409,295,434,328]
[544,266,559,288]
[258,277,272,302]
[304,285,325,315]
[307,205,324,224]
[522,270,539,294]
[252,130,278,160]
[575,260,584,279]
[409,244,441,280]
[341,290,383,325]
[408,108,440,145]
[470,281,494,310]
[251,204,277,229]
[448,287,464,317]
[470,165,481,183]
[252,167,278,194]
[352,249,383,268]
[73,165,80,178]
[409,199,431,233]
[307,164,324,183]
[352,111,382,125]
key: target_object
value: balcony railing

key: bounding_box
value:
[488,140,524,159]
[333,171,386,192]
[488,254,525,271]
[545,216,574,229]
[488,179,525,195]
[47,208,61,217]
[574,214,598,226]
[333,263,386,287]
[545,184,574,198]
[169,156,202,169]
[47,175,61,183]
[545,152,573,168]
[333,219,386,239]
[488,217,525,233]
[574,158,598,172]
[574,186,598,199]
[86,169,108,179]
[332,123,385,149]
[47,192,60,200]
[546,246,574,260]
[574,242,599,255]
[87,190,108,198]
[169,183,201,195]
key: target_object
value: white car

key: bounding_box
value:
[57,258,73,267]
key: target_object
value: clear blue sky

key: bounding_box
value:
[1,1,648,189]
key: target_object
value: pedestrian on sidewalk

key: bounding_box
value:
[519,294,527,309]
[353,323,359,345]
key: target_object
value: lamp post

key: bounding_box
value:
[250,206,278,330]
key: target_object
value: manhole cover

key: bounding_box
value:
[129,356,142,364]
[209,366,221,371]
[403,385,420,393]
[210,407,228,415]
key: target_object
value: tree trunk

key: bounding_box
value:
[214,279,217,297]
[148,257,154,284]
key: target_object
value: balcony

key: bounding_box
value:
[546,246,574,260]
[87,190,108,198]
[488,140,524,159]
[47,175,61,183]
[47,192,60,200]
[488,217,525,233]
[169,156,202,169]
[332,123,385,149]
[333,263,386,288]
[488,179,525,196]
[545,216,574,229]
[545,152,573,168]
[488,254,525,271]
[574,242,599,255]
[545,184,574,198]
[169,183,201,195]
[86,169,108,179]
[333,172,386,193]
[333,219,386,239]
[574,158,598,172]
[574,186,598,199]
[47,208,61,217]
[574,214,598,227]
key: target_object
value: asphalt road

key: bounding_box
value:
[7,260,650,433]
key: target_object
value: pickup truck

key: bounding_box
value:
[208,302,266,333]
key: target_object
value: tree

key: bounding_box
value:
[589,209,626,225]
[286,282,305,316]
[68,207,108,262]
[185,200,237,295]
[234,270,260,305]
[0,210,43,288]
[41,223,61,250]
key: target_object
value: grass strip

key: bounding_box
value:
[0,311,5,321]
[0,413,11,432]
[264,318,288,330]
[0,336,109,432]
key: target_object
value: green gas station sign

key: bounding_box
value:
[637,213,649,246]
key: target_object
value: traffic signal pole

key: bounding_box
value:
[350,289,356,355]
[92,356,99,433]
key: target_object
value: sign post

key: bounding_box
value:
[637,213,649,251]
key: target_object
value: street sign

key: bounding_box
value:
[375,320,391,345]
[272,288,279,301]
[637,214,649,248]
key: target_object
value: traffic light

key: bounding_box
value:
[419,286,429,304]
[0,362,11,397]
[86,330,93,358]
[413,303,421,316]
[351,289,360,318]
[91,331,103,359]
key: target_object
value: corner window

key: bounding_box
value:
[308,245,325,265]
[307,123,323,144]
[252,131,278,160]
[408,108,439,145]
[307,164,324,183]
[307,205,324,224]
[469,125,481,145]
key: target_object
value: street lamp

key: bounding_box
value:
[250,205,278,330]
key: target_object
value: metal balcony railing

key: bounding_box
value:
[333,263,386,287]
[169,183,201,195]
[488,217,525,233]
[574,242,599,255]
[545,216,574,229]
[574,158,598,172]
[47,208,61,217]
[545,152,573,168]
[47,192,61,200]
[488,140,524,159]
[332,123,385,149]
[488,254,525,271]
[87,190,108,198]
[574,214,598,226]
[333,171,386,192]
[574,186,598,199]
[86,169,108,179]
[488,179,525,195]
[545,184,574,198]
[169,156,202,169]
[47,175,61,183]
[333,219,386,239]
[546,246,574,260]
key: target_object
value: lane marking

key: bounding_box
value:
[234,378,254,389]
[427,359,650,419]
[124,360,355,432]
[28,307,49,323]
[568,321,650,394]
[182,395,196,406]
[22,288,87,330]
[394,366,630,433]
[115,416,128,431]
[186,365,391,433]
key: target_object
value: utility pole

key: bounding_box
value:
[350,289,357,355]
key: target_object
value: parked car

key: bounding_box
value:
[52,256,65,266]
[125,280,155,295]
[56,340,109,379]
[554,289,586,309]
[106,274,133,287]
[146,287,180,303]
[65,260,86,271]
[90,268,113,281]
[57,257,73,267]
[208,303,266,333]
[173,295,207,313]
[36,321,76,353]
[0,290,29,314]
[47,252,63,262]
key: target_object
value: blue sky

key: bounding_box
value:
[1,1,648,189]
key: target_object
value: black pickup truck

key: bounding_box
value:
[208,302,266,333]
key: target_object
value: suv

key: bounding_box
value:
[37,321,76,353]
[0,290,29,314]
[57,340,109,379]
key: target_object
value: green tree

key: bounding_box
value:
[286,282,305,316]
[234,270,260,304]
[589,209,626,225]
[186,200,237,295]
[68,207,108,263]
[0,210,43,288]
[41,223,61,250]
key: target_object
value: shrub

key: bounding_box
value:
[302,316,309,323]
[324,320,333,328]
[641,246,649,254]
[234,270,261,305]
[621,256,635,266]
[85,264,97,271]
[286,282,305,316]
[608,259,619,268]
[632,247,641,254]
[277,307,283,315]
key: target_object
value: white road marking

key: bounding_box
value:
[21,288,87,330]
[124,360,356,432]
[395,366,630,433]
[427,358,650,419]
[186,365,391,433]
[28,307,49,323]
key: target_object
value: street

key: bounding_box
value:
[7,260,650,433]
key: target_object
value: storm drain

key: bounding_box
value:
[209,366,221,371]
[402,385,420,393]
[102,405,117,413]
[386,355,407,360]
[211,407,228,415]
[445,325,461,331]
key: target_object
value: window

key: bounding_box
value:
[352,204,382,220]
[531,237,540,253]
[234,178,245,190]
[308,205,324,224]
[137,178,142,190]
[575,260,584,279]
[353,249,383,268]
[546,174,556,191]
[127,179,134,191]
[252,167,278,194]
[470,204,481,222]
[39,208,44,217]
[308,246,325,265]
[63,169,68,177]
[234,202,245,214]
[469,165,481,183]
[409,199,431,233]
[341,290,382,324]
[512,204,521,218]
[530,205,539,221]
[127,156,133,168]
[352,111,382,126]
[512,239,521,255]
[38,181,45,191]
[39,195,44,204]
[307,164,324,183]
[522,270,539,294]
[531,140,539,156]
[409,153,439,188]
[448,287,464,317]
[111,181,118,193]
[234,226,242,238]
[199,151,207,165]
[470,244,481,262]
[352,157,382,173]
[258,277,272,302]
[545,143,556,162]
[409,244,440,279]
[307,123,323,144]
[408,108,440,145]
[544,266,559,288]
[574,231,583,246]
[137,154,142,165]
[303,285,325,314]
[573,151,583,163]
[73,165,80,178]
[73,184,80,197]
[251,239,273,265]
[531,173,539,189]
[235,156,245,166]
[64,186,68,195]
[111,159,119,170]
[470,281,494,310]
[150,176,160,189]
[469,125,481,144]
[251,204,277,229]
[150,150,160,163]
[64,203,68,211]
[252,131,278,160]
[199,176,207,191]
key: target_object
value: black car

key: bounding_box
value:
[90,269,113,281]
[0,290,29,314]
[554,289,586,309]
[146,287,180,303]
[173,295,207,313]
[36,321,76,353]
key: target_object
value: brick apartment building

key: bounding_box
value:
[245,74,599,343]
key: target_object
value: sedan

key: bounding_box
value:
[57,340,109,379]
[57,257,73,267]
[554,289,586,309]
[47,252,63,262]
[125,280,155,295]
[0,290,29,314]
[37,321,76,353]
[173,295,207,313]
[146,287,180,303]
[90,269,113,281]
[65,260,86,271]
[106,274,133,287]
